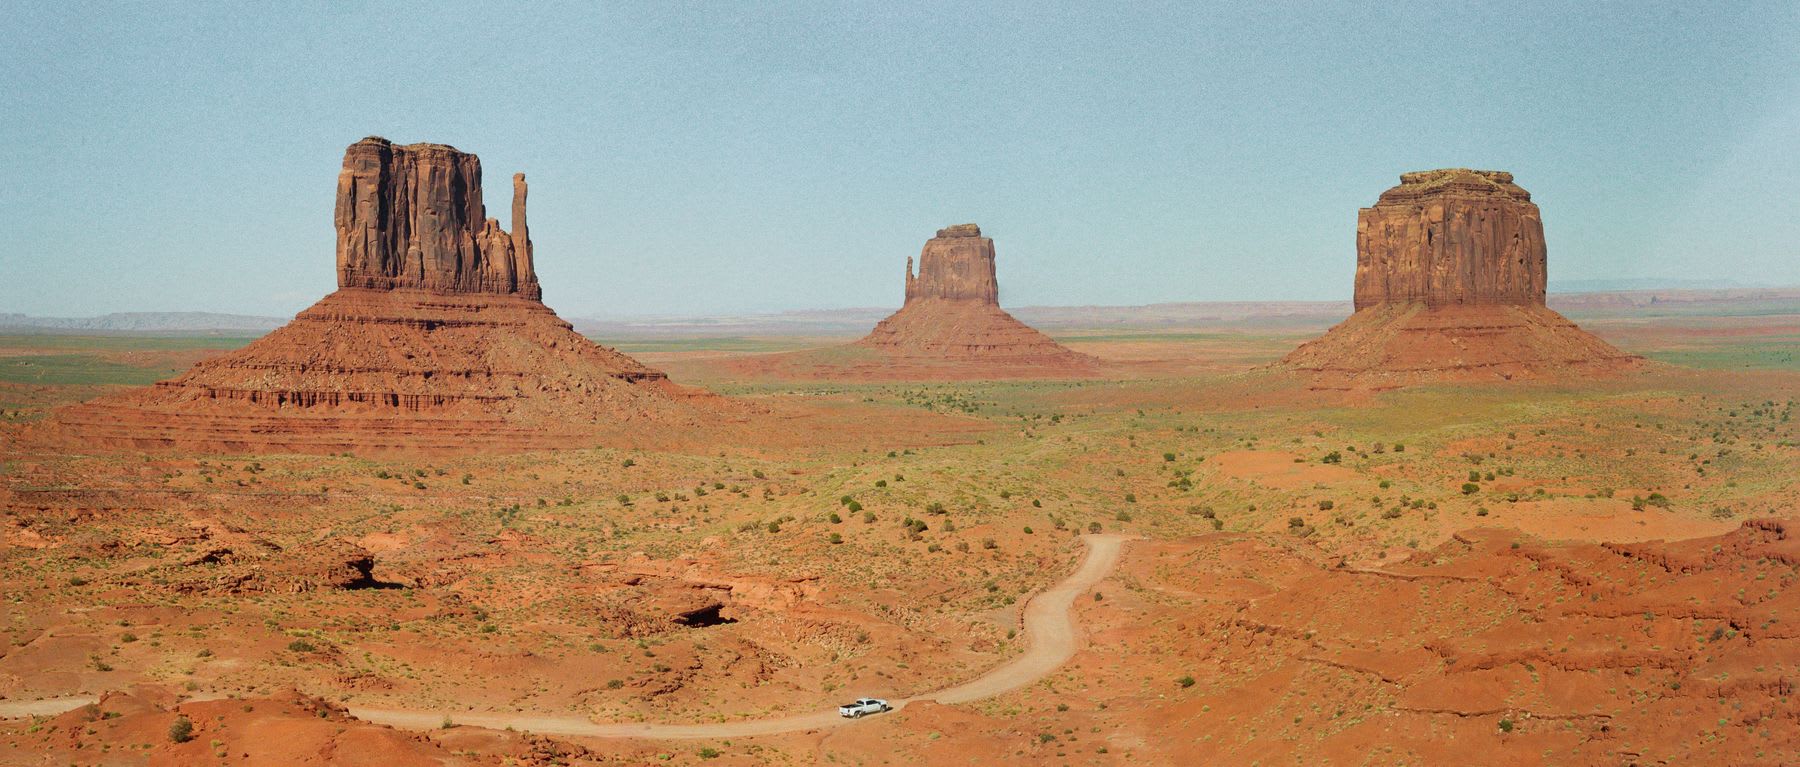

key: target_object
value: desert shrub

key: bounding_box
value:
[829,512,842,523]
[1317,500,1334,511]
[1176,676,1196,688]
[1087,522,1102,534]
[846,500,864,513]
[286,639,316,653]
[982,538,998,550]
[1321,451,1342,464]
[621,458,635,468]
[1023,526,1034,534]
[1163,452,1176,462]
[1115,510,1132,522]
[168,715,194,743]
[1461,483,1480,495]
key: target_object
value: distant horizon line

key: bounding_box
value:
[4,282,1797,329]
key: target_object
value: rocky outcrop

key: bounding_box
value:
[1284,170,1639,388]
[841,224,1095,378]
[37,138,732,454]
[903,224,1001,305]
[1354,169,1545,309]
[726,224,1096,380]
[335,137,540,298]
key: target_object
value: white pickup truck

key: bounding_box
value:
[837,698,892,718]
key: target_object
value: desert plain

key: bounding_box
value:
[3,284,1798,765]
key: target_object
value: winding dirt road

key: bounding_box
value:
[0,534,1129,741]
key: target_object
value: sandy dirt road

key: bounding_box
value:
[0,534,1130,741]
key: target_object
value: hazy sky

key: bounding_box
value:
[3,2,1797,318]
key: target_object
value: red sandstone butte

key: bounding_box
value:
[850,224,1097,376]
[39,138,726,453]
[1283,169,1639,388]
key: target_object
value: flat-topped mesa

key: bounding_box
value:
[334,137,540,299]
[1282,168,1639,387]
[903,223,1000,305]
[1354,168,1545,310]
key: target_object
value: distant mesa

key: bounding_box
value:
[1282,169,1640,388]
[851,224,1098,375]
[39,137,729,453]
[735,224,1097,381]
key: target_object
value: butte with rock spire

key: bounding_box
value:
[1282,169,1640,388]
[732,223,1096,380]
[41,137,727,452]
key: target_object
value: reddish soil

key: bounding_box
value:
[1037,519,1800,765]
[0,688,611,765]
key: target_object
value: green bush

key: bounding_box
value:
[168,715,194,743]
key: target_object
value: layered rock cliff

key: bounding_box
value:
[903,224,1001,305]
[334,137,540,298]
[1353,169,1546,310]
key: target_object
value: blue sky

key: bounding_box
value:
[3,1,1796,317]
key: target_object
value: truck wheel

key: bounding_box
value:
[852,710,862,718]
